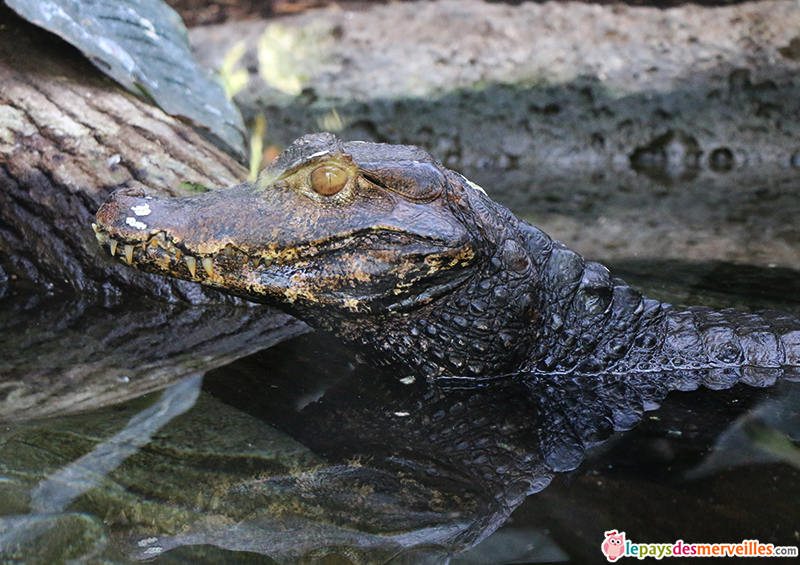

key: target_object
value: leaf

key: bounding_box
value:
[7,0,247,161]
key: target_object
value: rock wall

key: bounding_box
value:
[190,0,800,267]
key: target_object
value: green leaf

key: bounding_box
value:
[7,0,247,161]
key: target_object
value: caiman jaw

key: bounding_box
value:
[92,185,297,295]
[94,171,475,316]
[91,221,288,281]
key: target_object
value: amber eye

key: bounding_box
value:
[310,165,348,196]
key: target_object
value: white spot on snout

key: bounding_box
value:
[137,538,158,547]
[126,217,148,230]
[131,203,151,216]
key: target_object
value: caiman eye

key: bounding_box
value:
[310,165,348,196]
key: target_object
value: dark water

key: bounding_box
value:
[1,259,799,565]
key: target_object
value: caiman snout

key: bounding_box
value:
[95,187,153,243]
[94,187,169,266]
[94,186,222,272]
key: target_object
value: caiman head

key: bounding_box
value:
[95,133,545,381]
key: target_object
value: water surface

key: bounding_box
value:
[1,258,798,564]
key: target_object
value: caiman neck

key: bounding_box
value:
[317,204,667,382]
[322,207,549,381]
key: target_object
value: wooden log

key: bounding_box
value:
[0,5,244,300]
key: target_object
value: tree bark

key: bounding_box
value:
[0,5,243,300]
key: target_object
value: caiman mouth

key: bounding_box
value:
[92,220,453,285]
[93,220,273,279]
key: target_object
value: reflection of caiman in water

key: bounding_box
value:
[113,349,700,562]
[2,339,797,563]
[87,133,800,560]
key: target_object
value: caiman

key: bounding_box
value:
[94,132,800,394]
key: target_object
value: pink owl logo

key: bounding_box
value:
[602,530,626,562]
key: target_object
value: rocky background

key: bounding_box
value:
[165,0,800,269]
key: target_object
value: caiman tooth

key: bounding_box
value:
[108,240,118,256]
[124,244,134,264]
[262,257,272,268]
[91,222,101,234]
[167,241,182,259]
[95,231,109,245]
[202,257,214,278]
[224,244,234,258]
[185,256,197,277]
[154,232,167,248]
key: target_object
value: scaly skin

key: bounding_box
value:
[94,133,800,388]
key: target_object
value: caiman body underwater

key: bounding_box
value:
[95,133,800,393]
